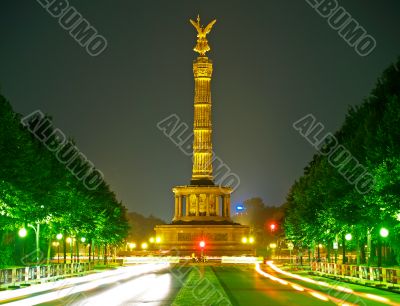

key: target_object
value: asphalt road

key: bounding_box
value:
[214,265,337,306]
[1,263,400,306]
[214,264,400,306]
[0,264,186,306]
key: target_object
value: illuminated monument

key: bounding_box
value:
[155,16,253,256]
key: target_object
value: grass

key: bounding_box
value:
[92,262,121,270]
[172,265,232,306]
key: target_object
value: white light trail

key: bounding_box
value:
[255,263,358,305]
[0,263,169,306]
[266,261,400,306]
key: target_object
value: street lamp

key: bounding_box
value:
[343,233,352,264]
[378,228,389,267]
[380,228,389,238]
[141,242,148,250]
[241,237,248,244]
[19,223,41,264]
[18,228,27,237]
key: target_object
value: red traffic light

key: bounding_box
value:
[270,224,276,231]
[199,240,205,248]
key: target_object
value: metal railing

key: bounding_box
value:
[0,262,92,288]
[311,262,400,287]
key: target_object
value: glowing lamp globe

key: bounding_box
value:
[18,228,27,237]
[380,228,389,238]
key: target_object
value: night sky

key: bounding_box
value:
[1,1,400,221]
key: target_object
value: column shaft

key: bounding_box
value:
[226,195,231,218]
[185,196,189,216]
[174,196,178,218]
[178,196,182,217]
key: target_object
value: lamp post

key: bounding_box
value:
[18,228,27,260]
[28,223,40,264]
[378,228,389,267]
[343,233,352,264]
[18,223,40,264]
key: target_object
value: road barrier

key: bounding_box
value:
[311,262,400,288]
[0,262,92,289]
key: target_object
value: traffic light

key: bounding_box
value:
[199,240,205,248]
[270,223,276,231]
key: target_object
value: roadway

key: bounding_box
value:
[1,262,400,305]
[0,263,185,306]
[213,263,400,306]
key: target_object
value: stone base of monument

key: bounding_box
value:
[155,224,255,257]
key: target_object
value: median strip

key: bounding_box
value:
[172,266,232,306]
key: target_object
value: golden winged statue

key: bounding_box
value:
[190,15,217,56]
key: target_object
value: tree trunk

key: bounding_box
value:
[46,237,51,265]
[327,242,331,263]
[103,244,107,265]
[76,240,80,263]
[63,234,67,264]
[88,240,92,263]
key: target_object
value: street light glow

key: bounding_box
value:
[141,242,148,250]
[18,228,27,237]
[379,228,389,238]
[241,237,248,244]
[56,233,63,240]
[81,237,86,243]
[345,233,352,241]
